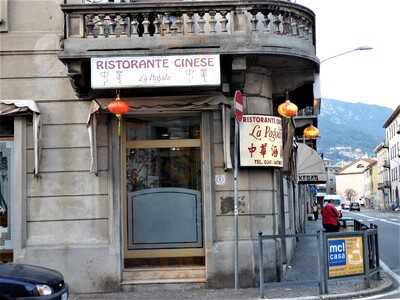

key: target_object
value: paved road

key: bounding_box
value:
[343,209,400,300]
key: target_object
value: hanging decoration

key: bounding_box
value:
[303,124,320,139]
[277,90,298,118]
[107,91,129,136]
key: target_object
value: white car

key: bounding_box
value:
[342,201,350,210]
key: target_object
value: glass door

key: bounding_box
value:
[124,115,203,261]
[0,118,14,262]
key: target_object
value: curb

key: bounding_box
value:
[268,260,397,300]
[359,260,400,300]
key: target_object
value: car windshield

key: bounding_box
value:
[331,200,341,206]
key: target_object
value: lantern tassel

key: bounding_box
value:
[116,114,122,136]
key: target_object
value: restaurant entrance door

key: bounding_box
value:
[123,115,204,271]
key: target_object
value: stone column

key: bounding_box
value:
[208,64,281,288]
[243,65,279,285]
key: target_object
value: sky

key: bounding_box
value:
[295,0,399,110]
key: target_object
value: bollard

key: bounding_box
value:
[321,230,329,294]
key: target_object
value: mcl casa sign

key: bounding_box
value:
[239,115,283,167]
[91,55,220,88]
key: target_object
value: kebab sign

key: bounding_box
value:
[239,115,283,167]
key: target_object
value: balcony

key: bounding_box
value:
[293,105,318,129]
[60,0,316,59]
[383,159,390,168]
[378,180,390,189]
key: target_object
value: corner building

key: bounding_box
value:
[0,0,321,292]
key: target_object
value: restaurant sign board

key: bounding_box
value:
[91,54,220,89]
[239,115,283,167]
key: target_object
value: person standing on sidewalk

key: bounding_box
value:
[321,199,340,232]
[312,201,319,221]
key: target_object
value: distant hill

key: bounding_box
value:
[318,99,393,163]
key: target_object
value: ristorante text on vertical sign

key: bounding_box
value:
[239,115,283,167]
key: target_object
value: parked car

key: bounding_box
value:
[341,200,351,210]
[0,263,68,300]
[350,202,361,211]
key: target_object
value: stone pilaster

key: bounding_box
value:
[208,64,279,288]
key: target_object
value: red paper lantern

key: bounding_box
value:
[108,94,129,135]
[108,94,129,116]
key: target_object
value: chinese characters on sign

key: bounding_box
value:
[328,236,364,279]
[239,115,283,167]
[91,55,220,89]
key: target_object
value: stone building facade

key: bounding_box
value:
[383,105,400,208]
[374,143,391,210]
[336,158,377,205]
[0,0,321,293]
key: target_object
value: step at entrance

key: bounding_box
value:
[122,266,206,284]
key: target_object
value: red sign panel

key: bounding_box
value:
[234,90,244,122]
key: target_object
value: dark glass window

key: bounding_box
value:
[126,116,200,140]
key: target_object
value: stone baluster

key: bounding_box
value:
[250,10,258,32]
[142,13,150,36]
[278,14,284,34]
[119,14,128,36]
[169,15,178,35]
[267,12,274,32]
[98,14,106,37]
[208,11,217,33]
[105,15,114,37]
[282,14,291,35]
[307,24,313,40]
[175,13,184,34]
[163,13,171,35]
[261,11,270,32]
[290,16,298,36]
[273,13,281,34]
[298,18,305,38]
[131,14,139,36]
[219,11,228,33]
[303,23,309,39]
[85,14,95,37]
[198,12,206,33]
[153,14,161,35]
[110,15,117,36]
[186,12,195,33]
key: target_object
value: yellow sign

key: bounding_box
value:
[328,236,364,278]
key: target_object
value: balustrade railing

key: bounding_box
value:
[297,106,314,116]
[62,1,315,43]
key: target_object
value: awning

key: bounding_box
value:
[87,93,232,174]
[0,100,41,176]
[296,143,327,184]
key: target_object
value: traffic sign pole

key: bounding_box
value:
[233,90,243,290]
[234,115,239,290]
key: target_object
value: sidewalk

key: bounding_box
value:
[70,219,394,300]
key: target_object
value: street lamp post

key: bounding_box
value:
[320,46,373,64]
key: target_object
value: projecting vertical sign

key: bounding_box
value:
[91,55,220,88]
[239,115,283,167]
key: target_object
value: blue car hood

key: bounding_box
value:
[0,263,63,285]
